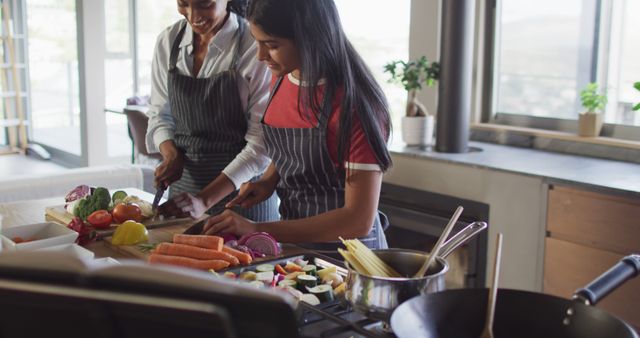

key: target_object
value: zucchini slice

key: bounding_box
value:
[307,284,334,302]
[255,264,275,272]
[302,264,317,276]
[296,274,317,291]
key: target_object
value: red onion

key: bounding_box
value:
[241,232,281,256]
[235,245,255,259]
[220,233,238,244]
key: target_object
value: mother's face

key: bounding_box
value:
[177,0,228,36]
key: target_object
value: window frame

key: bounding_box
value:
[480,0,640,142]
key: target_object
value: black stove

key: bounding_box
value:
[297,300,395,338]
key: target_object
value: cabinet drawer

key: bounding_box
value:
[547,185,640,254]
[544,237,640,329]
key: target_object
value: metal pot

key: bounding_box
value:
[344,221,487,323]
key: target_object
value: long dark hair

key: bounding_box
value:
[247,0,392,172]
[227,0,248,17]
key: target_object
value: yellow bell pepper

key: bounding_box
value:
[111,220,148,246]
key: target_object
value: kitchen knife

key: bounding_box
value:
[182,218,207,235]
[151,185,166,212]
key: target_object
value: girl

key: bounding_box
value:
[201,0,393,253]
[146,0,278,222]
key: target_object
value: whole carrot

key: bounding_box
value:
[148,253,230,271]
[173,234,223,251]
[155,242,239,265]
[222,245,252,265]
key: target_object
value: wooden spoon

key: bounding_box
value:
[480,232,503,338]
[413,206,463,278]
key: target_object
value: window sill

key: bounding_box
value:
[471,123,640,150]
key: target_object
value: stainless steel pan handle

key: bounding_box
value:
[438,221,487,259]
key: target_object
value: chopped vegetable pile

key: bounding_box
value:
[212,258,347,305]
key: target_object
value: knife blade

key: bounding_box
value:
[182,219,207,235]
[151,185,166,212]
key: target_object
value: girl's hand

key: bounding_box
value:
[203,209,258,237]
[158,192,207,218]
[226,180,276,209]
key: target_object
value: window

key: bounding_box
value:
[334,0,411,133]
[489,0,640,137]
[103,0,179,159]
[104,0,179,111]
[27,0,81,155]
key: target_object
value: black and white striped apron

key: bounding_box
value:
[167,18,278,221]
[261,76,388,256]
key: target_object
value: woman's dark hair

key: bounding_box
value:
[247,0,392,172]
[228,0,248,17]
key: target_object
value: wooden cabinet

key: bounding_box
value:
[544,185,640,330]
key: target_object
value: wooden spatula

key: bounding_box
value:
[480,232,503,338]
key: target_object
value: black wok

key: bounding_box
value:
[391,254,640,338]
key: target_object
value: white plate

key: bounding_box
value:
[37,243,95,260]
[1,222,78,251]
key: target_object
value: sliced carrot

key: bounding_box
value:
[222,245,252,265]
[148,253,230,271]
[155,243,239,265]
[173,234,223,251]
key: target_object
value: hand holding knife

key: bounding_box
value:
[151,184,167,218]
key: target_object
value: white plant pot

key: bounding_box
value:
[401,115,435,146]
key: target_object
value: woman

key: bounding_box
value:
[146,0,278,221]
[201,0,393,253]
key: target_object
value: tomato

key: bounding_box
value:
[112,202,143,224]
[86,210,113,229]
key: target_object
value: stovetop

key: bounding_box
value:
[297,300,395,338]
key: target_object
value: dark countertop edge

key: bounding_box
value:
[388,142,640,199]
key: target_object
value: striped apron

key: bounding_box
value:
[167,18,278,221]
[262,77,388,256]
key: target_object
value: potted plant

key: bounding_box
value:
[384,56,440,146]
[578,82,607,137]
[633,82,640,111]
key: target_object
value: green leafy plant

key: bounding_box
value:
[384,56,440,117]
[580,82,608,113]
[633,82,640,111]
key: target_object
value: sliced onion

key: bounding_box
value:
[238,232,277,246]
[242,232,281,256]
[220,233,238,244]
[235,245,255,259]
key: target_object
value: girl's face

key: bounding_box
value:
[177,0,228,37]
[249,22,301,78]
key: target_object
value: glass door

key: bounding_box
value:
[26,0,81,160]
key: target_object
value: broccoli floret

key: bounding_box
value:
[75,187,111,220]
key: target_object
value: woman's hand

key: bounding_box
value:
[203,209,258,236]
[155,140,184,188]
[226,180,277,209]
[158,192,207,218]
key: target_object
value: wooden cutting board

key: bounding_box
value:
[45,205,205,239]
[101,222,199,259]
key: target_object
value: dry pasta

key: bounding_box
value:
[339,237,401,277]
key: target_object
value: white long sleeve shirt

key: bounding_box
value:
[145,13,271,189]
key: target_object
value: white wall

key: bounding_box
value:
[384,154,547,292]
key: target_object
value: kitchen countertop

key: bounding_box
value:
[389,141,640,198]
[0,191,309,261]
